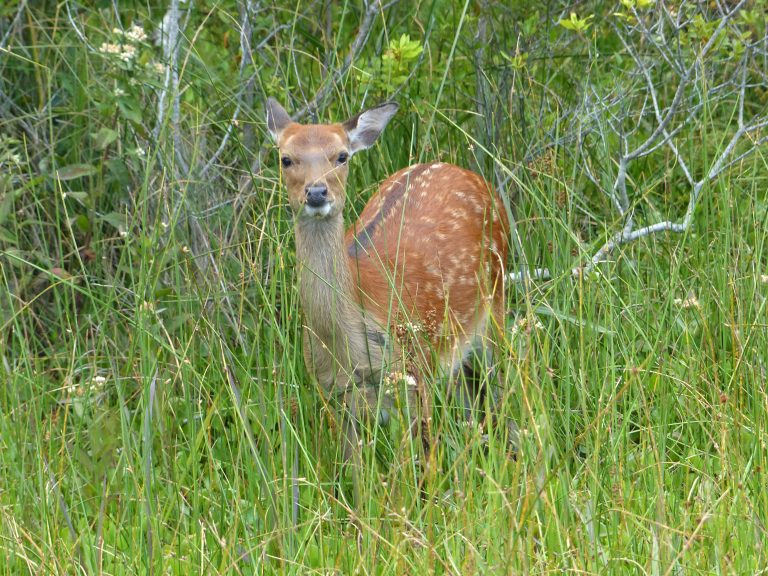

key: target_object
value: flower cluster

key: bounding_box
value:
[149,61,166,75]
[98,42,137,63]
[510,316,544,339]
[382,371,418,397]
[674,294,701,309]
[99,24,147,63]
[121,24,148,43]
[65,375,107,396]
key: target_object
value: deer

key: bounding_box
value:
[265,98,513,489]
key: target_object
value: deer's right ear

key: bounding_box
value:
[343,102,399,154]
[266,98,292,141]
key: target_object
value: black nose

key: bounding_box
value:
[305,185,328,207]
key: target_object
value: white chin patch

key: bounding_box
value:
[304,203,333,218]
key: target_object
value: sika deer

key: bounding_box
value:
[266,98,511,474]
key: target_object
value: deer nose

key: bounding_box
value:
[305,185,328,207]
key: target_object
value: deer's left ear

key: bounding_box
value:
[343,102,399,154]
[266,98,293,142]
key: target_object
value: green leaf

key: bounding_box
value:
[64,191,89,202]
[558,12,594,32]
[501,51,528,70]
[100,211,128,233]
[106,158,131,187]
[56,164,97,180]
[91,127,119,151]
[535,306,615,335]
[73,214,91,234]
[0,226,17,244]
[118,98,143,124]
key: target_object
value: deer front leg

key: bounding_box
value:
[457,346,519,455]
[340,368,429,463]
[378,368,430,462]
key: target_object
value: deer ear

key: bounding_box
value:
[266,98,292,141]
[343,102,399,154]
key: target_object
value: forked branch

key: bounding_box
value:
[510,2,766,283]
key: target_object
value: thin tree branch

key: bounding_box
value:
[510,1,765,283]
[292,0,399,120]
[0,0,27,51]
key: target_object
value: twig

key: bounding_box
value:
[154,0,183,155]
[199,1,254,176]
[0,0,27,51]
[292,0,400,120]
[65,0,90,48]
[509,1,766,283]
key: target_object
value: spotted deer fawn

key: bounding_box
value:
[266,98,511,471]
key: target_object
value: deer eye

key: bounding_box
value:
[281,156,293,168]
[336,152,349,165]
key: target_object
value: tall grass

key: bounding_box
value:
[1,1,767,574]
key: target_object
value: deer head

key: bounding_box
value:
[266,98,399,220]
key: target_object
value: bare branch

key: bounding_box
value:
[0,0,27,51]
[509,268,552,283]
[517,2,766,283]
[292,0,399,121]
[154,0,185,163]
[65,0,90,48]
[200,1,256,176]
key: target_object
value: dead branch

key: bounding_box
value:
[510,1,767,283]
[292,0,400,121]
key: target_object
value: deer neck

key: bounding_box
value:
[295,214,364,350]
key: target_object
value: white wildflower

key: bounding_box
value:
[118,44,137,62]
[761,274,768,284]
[511,316,544,338]
[149,61,167,75]
[674,295,700,309]
[135,147,146,157]
[114,87,126,97]
[10,153,21,164]
[113,24,147,43]
[89,377,106,392]
[383,371,418,390]
[99,42,137,63]
[99,42,121,55]
[126,24,148,43]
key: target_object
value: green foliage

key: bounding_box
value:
[1,0,767,574]
[558,12,594,33]
[356,33,424,95]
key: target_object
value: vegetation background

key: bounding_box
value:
[1,0,767,573]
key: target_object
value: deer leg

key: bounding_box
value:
[456,346,519,455]
[455,350,486,424]
[337,381,378,507]
[379,369,429,461]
